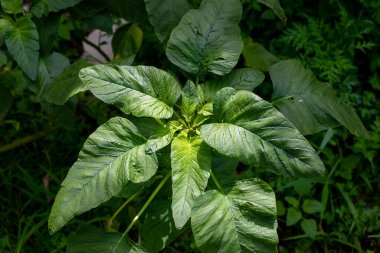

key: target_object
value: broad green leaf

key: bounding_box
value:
[112,23,143,65]
[203,68,265,101]
[242,37,279,72]
[37,52,70,99]
[1,0,23,14]
[201,87,325,177]
[171,133,211,228]
[284,196,299,208]
[0,19,11,46]
[35,14,60,54]
[145,0,190,42]
[257,0,286,22]
[191,178,278,253]
[181,81,203,123]
[79,65,181,119]
[286,207,302,226]
[270,60,369,137]
[141,200,179,253]
[45,60,91,105]
[4,16,39,80]
[66,225,146,253]
[31,0,83,18]
[48,117,158,233]
[166,0,243,76]
[302,199,322,214]
[301,219,318,238]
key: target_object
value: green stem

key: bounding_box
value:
[211,170,224,194]
[0,127,56,153]
[114,172,171,248]
[83,38,112,62]
[107,190,141,226]
[154,118,165,127]
[195,75,200,86]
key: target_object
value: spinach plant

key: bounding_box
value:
[47,0,367,252]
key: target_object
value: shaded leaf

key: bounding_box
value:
[242,38,279,72]
[35,13,61,54]
[112,23,143,65]
[31,0,83,18]
[302,199,322,214]
[141,200,179,253]
[171,133,211,228]
[4,16,39,80]
[37,52,70,99]
[0,19,11,46]
[145,0,190,42]
[284,196,299,208]
[1,0,23,14]
[191,178,278,253]
[66,225,146,253]
[45,60,91,105]
[257,0,286,22]
[270,60,369,137]
[79,65,181,119]
[201,87,325,177]
[166,0,243,76]
[203,68,265,101]
[301,219,317,238]
[286,207,302,226]
[48,117,158,233]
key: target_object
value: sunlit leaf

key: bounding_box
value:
[171,133,211,228]
[201,87,325,177]
[191,178,278,253]
[79,65,181,118]
[48,117,158,233]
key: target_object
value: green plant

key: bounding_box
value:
[42,0,368,252]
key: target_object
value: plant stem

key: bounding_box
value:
[173,110,182,121]
[0,128,56,153]
[107,190,141,227]
[114,172,171,248]
[210,170,224,194]
[154,118,165,127]
[83,38,112,62]
[195,75,199,86]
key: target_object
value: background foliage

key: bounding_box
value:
[0,0,379,252]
